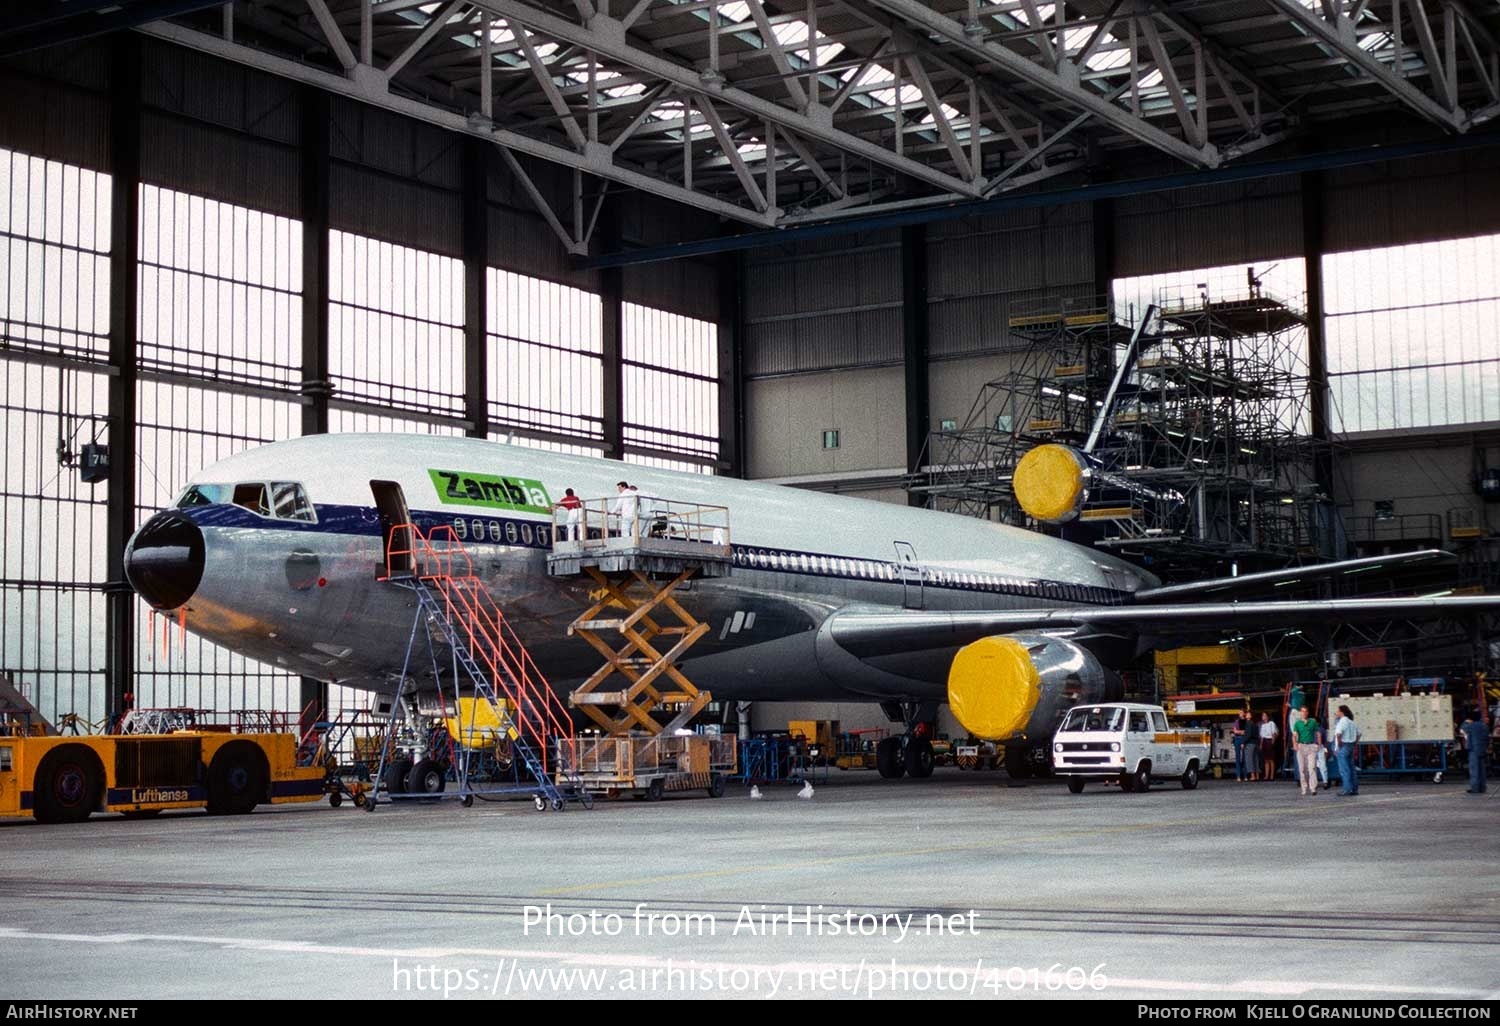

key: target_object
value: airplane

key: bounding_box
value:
[124,432,1499,784]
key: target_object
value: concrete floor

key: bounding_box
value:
[3,770,1497,1000]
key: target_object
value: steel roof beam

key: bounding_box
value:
[138,18,777,225]
[1264,0,1467,131]
[467,0,983,196]
[862,0,1220,166]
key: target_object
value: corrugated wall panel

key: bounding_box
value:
[622,259,718,321]
[1114,174,1302,275]
[0,69,109,173]
[331,164,461,258]
[1324,149,1500,253]
[927,202,1095,358]
[140,111,300,219]
[330,98,462,191]
[744,306,902,377]
[140,38,299,145]
[487,204,598,291]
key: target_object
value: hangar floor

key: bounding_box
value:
[3,771,1497,1000]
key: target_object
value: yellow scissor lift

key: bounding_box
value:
[547,497,737,800]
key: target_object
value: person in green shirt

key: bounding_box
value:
[1291,706,1321,796]
[1287,684,1307,785]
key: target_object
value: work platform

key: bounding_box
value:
[544,497,737,793]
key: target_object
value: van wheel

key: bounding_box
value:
[1119,770,1135,792]
[1066,777,1085,794]
[1134,764,1152,792]
[1181,764,1199,790]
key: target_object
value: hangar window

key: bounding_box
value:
[1326,232,1500,432]
[271,483,315,522]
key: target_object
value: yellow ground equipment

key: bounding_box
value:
[0,730,325,823]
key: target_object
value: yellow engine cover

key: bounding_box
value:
[947,636,1042,741]
[1013,444,1086,523]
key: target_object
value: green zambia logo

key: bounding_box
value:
[429,469,552,514]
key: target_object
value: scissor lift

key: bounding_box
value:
[547,497,737,796]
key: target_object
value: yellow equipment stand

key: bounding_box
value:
[566,566,713,736]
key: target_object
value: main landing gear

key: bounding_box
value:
[875,700,938,780]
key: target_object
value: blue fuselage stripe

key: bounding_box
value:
[177,502,1128,605]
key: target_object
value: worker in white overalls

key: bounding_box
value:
[610,480,638,540]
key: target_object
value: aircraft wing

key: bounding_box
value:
[827,594,1500,659]
[1132,550,1456,603]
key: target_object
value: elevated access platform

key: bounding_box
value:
[547,498,734,748]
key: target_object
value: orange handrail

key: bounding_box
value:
[380,522,571,771]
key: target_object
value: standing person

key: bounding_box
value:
[1332,704,1360,796]
[1232,709,1251,782]
[554,487,582,541]
[1286,683,1306,786]
[1315,716,1330,791]
[1291,706,1321,796]
[1258,712,1279,782]
[610,480,638,540]
[1460,709,1490,794]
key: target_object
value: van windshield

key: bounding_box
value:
[1061,707,1126,733]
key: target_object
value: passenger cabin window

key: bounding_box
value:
[272,482,316,522]
[1151,711,1168,732]
[232,483,271,516]
[1129,712,1150,734]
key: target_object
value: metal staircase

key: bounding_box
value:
[374,523,587,811]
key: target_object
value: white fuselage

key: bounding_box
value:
[129,434,1158,705]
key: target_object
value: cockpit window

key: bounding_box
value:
[178,480,316,522]
[272,482,315,522]
[177,484,230,507]
[232,483,271,516]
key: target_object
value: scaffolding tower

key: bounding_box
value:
[908,272,1334,579]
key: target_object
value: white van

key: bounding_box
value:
[1052,702,1210,794]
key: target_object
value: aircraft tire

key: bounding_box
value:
[383,758,413,797]
[875,738,905,779]
[904,738,935,779]
[406,759,446,795]
[1066,777,1085,794]
[1004,747,1034,780]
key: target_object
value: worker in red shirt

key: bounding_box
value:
[555,488,583,541]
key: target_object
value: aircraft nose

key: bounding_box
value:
[125,511,205,610]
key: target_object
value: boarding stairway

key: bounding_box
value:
[380,524,586,809]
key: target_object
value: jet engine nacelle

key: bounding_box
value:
[1012,443,1090,524]
[946,632,1116,742]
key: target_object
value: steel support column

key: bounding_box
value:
[902,224,929,507]
[599,209,624,459]
[1092,196,1115,301]
[299,85,331,729]
[463,137,490,439]
[717,251,745,477]
[105,34,141,724]
[1302,169,1334,495]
